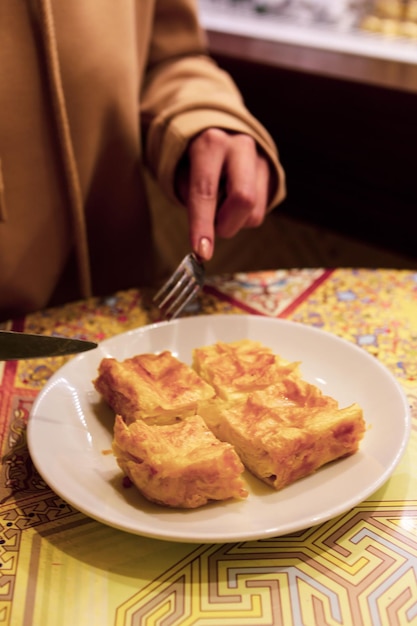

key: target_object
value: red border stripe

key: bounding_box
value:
[278,269,335,318]
[202,284,265,316]
[203,269,335,318]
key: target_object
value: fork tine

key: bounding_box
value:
[153,252,205,319]
[162,279,201,320]
[153,268,188,309]
[153,268,186,305]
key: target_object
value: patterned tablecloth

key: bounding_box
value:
[0,268,416,626]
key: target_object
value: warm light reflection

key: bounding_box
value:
[49,376,93,447]
[399,516,417,533]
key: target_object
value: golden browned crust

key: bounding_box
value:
[192,339,299,400]
[93,351,215,424]
[194,340,366,490]
[199,396,365,490]
[94,341,366,506]
[112,414,248,508]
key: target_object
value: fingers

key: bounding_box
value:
[216,143,269,238]
[185,129,271,261]
[186,129,226,261]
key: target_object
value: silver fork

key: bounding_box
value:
[153,252,205,320]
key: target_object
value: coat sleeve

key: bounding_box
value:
[140,0,286,210]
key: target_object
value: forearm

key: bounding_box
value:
[141,55,285,209]
[140,1,284,208]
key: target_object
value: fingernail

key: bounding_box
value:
[197,237,211,260]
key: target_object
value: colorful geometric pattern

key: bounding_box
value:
[0,269,416,625]
[116,502,417,626]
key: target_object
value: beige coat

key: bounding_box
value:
[0,0,285,320]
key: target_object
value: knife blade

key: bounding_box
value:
[0,330,98,360]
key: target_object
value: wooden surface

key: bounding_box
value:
[206,28,417,93]
[205,31,417,261]
[200,7,417,94]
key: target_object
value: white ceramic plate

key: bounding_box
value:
[27,315,411,543]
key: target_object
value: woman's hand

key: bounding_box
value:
[176,128,271,261]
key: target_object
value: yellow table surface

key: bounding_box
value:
[0,268,416,626]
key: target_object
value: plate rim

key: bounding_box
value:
[27,314,412,543]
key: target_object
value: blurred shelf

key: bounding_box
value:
[199,0,417,92]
